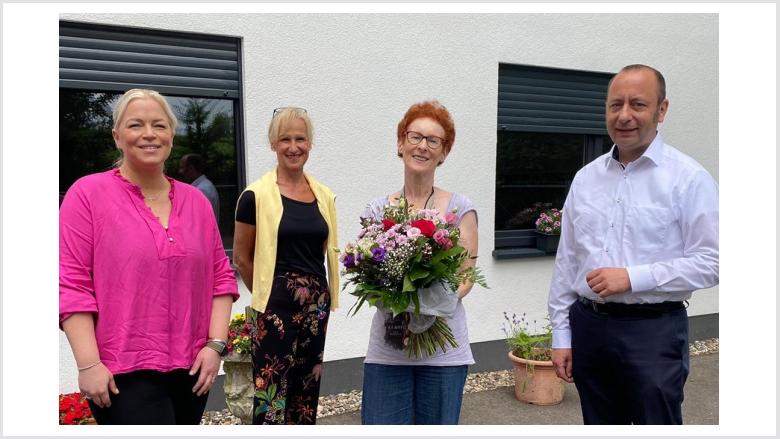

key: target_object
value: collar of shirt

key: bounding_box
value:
[191,174,206,186]
[604,132,665,170]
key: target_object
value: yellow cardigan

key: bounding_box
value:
[241,168,339,313]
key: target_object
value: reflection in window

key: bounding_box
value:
[59,89,239,248]
[495,131,608,231]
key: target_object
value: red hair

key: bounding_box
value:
[396,100,456,156]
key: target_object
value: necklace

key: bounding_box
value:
[142,192,162,201]
[142,189,165,201]
[401,186,435,210]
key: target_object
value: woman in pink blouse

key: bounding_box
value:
[59,89,238,425]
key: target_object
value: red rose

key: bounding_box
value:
[411,219,436,237]
[382,218,396,231]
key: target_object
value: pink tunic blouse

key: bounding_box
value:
[59,169,238,375]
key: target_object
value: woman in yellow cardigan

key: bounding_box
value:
[233,107,338,425]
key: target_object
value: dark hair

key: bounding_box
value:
[181,153,205,174]
[396,100,456,157]
[608,64,667,104]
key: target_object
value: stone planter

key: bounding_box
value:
[535,232,560,254]
[508,351,565,405]
[222,352,253,424]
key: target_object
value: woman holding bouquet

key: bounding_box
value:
[232,107,339,424]
[360,100,479,425]
[59,89,238,424]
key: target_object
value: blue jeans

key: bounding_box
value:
[361,363,468,425]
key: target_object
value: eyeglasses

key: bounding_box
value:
[272,107,308,117]
[405,131,445,150]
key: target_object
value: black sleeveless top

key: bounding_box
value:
[235,191,328,279]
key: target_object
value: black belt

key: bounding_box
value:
[578,296,685,318]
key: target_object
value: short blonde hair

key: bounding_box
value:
[113,88,178,132]
[267,107,313,146]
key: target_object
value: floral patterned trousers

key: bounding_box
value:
[249,271,331,425]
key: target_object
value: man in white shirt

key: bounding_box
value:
[547,64,719,424]
[179,153,220,219]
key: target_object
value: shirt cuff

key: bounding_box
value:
[552,328,572,349]
[626,264,657,293]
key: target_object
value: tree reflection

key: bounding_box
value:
[59,90,119,200]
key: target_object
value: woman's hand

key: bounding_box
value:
[190,347,222,396]
[78,363,119,408]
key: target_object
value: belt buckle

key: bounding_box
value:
[583,297,602,313]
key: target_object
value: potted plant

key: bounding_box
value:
[222,310,253,424]
[503,312,565,405]
[534,208,562,254]
[59,392,96,425]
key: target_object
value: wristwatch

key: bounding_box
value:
[206,338,228,357]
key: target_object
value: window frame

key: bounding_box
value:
[59,20,246,253]
[493,64,613,259]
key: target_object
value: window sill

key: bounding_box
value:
[492,248,557,260]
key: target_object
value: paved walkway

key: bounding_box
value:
[318,352,718,425]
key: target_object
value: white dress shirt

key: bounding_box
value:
[192,174,220,219]
[548,134,719,349]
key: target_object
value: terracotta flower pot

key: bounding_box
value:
[508,351,565,405]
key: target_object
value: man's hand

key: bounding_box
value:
[552,348,574,383]
[586,267,631,298]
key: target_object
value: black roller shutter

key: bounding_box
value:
[498,64,612,135]
[59,21,240,99]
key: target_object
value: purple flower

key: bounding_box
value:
[371,247,387,262]
[343,254,356,268]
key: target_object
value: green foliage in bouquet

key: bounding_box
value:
[340,196,487,358]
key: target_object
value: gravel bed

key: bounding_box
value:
[201,337,718,424]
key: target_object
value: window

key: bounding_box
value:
[59,21,244,251]
[494,64,612,259]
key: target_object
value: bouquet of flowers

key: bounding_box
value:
[227,312,251,356]
[340,196,487,358]
[535,208,562,235]
[59,392,94,425]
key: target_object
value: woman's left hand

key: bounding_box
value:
[190,347,222,396]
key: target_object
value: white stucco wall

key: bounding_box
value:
[58,13,719,393]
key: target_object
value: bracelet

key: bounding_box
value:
[77,360,102,372]
[206,340,228,357]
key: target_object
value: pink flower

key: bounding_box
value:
[433,229,450,246]
[406,227,421,239]
[444,212,458,225]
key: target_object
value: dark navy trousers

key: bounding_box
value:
[570,298,690,425]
